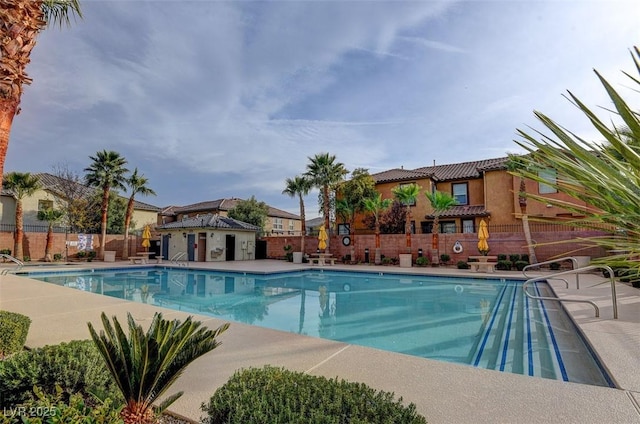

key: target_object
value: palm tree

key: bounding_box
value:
[37,207,64,262]
[88,312,229,424]
[3,172,41,260]
[304,153,348,253]
[424,190,457,265]
[506,155,538,263]
[282,175,312,254]
[84,150,128,259]
[122,168,156,259]
[0,0,82,189]
[363,193,392,265]
[337,168,377,262]
[392,183,421,252]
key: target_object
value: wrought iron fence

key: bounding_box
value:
[0,223,70,234]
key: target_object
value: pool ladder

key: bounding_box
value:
[170,252,188,267]
[0,254,24,275]
[522,257,618,319]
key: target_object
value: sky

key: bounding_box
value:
[6,0,639,218]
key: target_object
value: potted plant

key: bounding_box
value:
[283,244,293,262]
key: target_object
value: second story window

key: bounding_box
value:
[38,199,54,211]
[288,220,295,231]
[273,218,283,231]
[538,168,558,194]
[452,183,468,205]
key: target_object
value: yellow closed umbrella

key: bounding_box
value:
[318,224,327,251]
[141,225,152,251]
[477,219,489,254]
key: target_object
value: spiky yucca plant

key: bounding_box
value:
[513,46,640,273]
[88,312,229,424]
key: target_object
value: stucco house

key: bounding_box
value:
[0,172,160,232]
[348,156,588,235]
[156,213,261,262]
[159,198,301,236]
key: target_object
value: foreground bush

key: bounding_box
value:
[202,366,427,424]
[0,310,31,358]
[0,385,123,424]
[0,339,119,407]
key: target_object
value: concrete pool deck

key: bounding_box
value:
[1,259,640,423]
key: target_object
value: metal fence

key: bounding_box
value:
[0,223,70,234]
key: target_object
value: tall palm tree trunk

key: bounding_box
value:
[519,178,538,263]
[431,217,440,265]
[99,188,109,259]
[0,101,18,190]
[45,223,54,262]
[299,194,306,253]
[123,199,135,259]
[14,200,23,260]
[323,185,330,253]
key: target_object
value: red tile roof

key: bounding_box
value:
[414,157,509,181]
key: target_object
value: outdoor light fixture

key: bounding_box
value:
[182,232,186,238]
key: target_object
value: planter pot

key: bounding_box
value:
[292,252,303,264]
[574,256,591,268]
[103,251,116,262]
[399,253,412,268]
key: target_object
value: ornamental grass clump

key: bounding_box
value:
[201,365,427,424]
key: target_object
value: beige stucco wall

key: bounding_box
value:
[160,229,257,262]
[131,210,158,230]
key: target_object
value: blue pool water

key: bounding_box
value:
[22,267,611,386]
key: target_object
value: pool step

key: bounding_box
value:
[472,282,565,380]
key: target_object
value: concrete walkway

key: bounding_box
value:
[1,260,640,423]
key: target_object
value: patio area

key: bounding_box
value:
[1,260,640,423]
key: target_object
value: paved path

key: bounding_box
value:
[2,260,640,423]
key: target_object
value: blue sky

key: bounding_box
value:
[7,0,639,217]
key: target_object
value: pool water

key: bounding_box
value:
[23,267,611,386]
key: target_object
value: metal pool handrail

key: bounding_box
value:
[0,254,24,274]
[522,257,580,289]
[522,265,618,319]
[170,252,188,267]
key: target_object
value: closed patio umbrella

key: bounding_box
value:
[478,219,489,255]
[141,225,151,251]
[318,224,327,251]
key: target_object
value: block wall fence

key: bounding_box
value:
[263,230,608,264]
[0,229,607,263]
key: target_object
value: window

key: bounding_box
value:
[538,168,558,194]
[273,218,283,231]
[38,200,53,211]
[338,223,350,235]
[288,220,295,231]
[452,183,468,205]
[441,221,456,234]
[462,219,475,234]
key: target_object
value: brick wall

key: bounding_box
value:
[0,232,146,260]
[264,230,608,263]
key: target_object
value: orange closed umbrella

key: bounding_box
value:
[141,225,151,250]
[477,219,489,254]
[318,225,327,251]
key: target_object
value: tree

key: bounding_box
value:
[282,176,312,253]
[363,193,392,265]
[392,183,421,252]
[0,0,82,189]
[88,312,229,424]
[84,150,128,259]
[122,168,156,259]
[506,154,538,263]
[424,190,457,265]
[513,46,640,272]
[3,172,40,260]
[304,153,348,253]
[336,168,377,262]
[37,207,63,262]
[50,163,98,232]
[227,196,269,234]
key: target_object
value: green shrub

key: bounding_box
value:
[515,260,529,271]
[53,253,63,261]
[497,254,507,261]
[439,254,450,264]
[23,256,31,262]
[382,257,393,265]
[415,256,429,267]
[0,385,122,424]
[496,260,512,271]
[509,254,520,263]
[201,366,427,424]
[520,254,530,262]
[0,340,120,407]
[0,310,31,358]
[457,261,470,269]
[76,251,87,259]
[87,251,97,262]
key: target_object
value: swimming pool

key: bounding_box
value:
[22,267,611,387]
